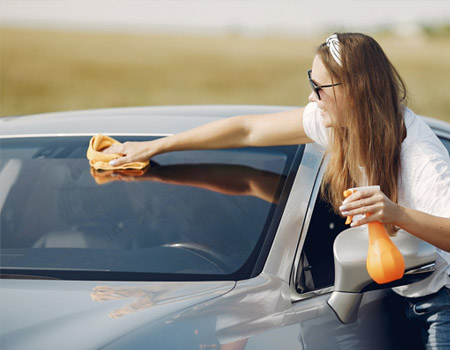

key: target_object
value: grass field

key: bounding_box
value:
[1,27,449,122]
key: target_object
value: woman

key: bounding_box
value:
[105,32,450,348]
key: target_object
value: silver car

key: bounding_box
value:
[1,105,449,350]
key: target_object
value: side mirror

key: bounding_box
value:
[327,227,436,324]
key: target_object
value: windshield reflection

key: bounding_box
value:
[91,285,171,319]
[90,163,283,204]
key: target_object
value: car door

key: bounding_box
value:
[289,193,422,349]
[288,128,450,350]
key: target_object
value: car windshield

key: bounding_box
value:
[0,136,304,281]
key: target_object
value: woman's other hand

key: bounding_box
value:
[339,187,401,228]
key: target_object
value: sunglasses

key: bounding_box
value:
[307,69,342,100]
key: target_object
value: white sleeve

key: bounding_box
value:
[302,102,330,147]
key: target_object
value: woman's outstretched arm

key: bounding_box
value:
[105,107,311,166]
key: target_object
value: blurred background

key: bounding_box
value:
[1,0,450,121]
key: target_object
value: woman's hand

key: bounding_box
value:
[339,187,450,251]
[339,187,401,228]
[102,140,155,166]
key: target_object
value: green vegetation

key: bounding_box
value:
[422,24,450,38]
[1,27,449,122]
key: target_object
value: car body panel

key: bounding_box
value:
[0,279,235,350]
[0,274,396,350]
[0,105,297,137]
[263,144,322,281]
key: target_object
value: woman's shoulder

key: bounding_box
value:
[403,108,436,140]
[403,108,448,155]
[401,108,450,179]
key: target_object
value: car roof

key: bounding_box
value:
[421,115,450,137]
[2,105,449,138]
[0,105,298,137]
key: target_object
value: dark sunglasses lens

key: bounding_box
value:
[307,70,321,100]
[313,87,321,100]
[310,84,321,100]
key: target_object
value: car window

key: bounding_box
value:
[0,136,304,281]
[296,193,346,293]
[439,135,450,154]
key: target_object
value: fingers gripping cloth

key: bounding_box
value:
[87,134,149,170]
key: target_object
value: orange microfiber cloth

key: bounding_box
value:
[87,134,149,170]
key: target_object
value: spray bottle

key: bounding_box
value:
[343,186,405,284]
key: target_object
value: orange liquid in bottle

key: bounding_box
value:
[366,220,405,284]
[344,189,405,284]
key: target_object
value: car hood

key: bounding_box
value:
[0,279,235,350]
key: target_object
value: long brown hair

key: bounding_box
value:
[319,33,407,224]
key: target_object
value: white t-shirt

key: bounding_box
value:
[302,102,450,298]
